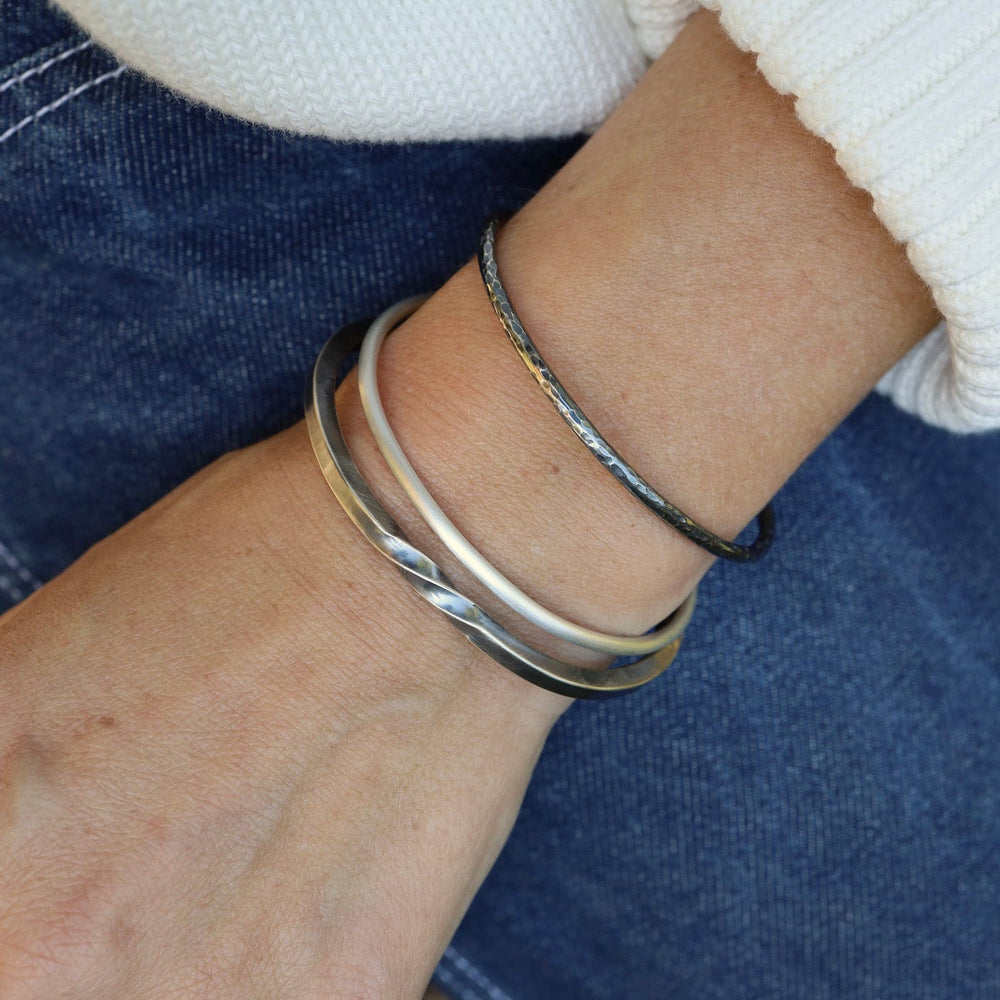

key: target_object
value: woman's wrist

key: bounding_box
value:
[241,424,574,723]
[308,10,937,670]
[0,429,566,998]
[256,9,938,713]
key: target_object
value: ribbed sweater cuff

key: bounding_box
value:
[701,0,1000,431]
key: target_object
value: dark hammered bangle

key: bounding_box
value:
[477,215,775,563]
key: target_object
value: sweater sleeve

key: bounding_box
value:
[55,0,1000,431]
[50,0,650,141]
[633,0,1000,432]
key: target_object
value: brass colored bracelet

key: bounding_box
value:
[478,215,775,563]
[304,300,697,699]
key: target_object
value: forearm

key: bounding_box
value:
[0,10,942,997]
[316,10,937,661]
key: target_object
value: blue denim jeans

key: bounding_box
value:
[3,5,999,998]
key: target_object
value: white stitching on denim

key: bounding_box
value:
[434,963,467,999]
[0,64,126,146]
[0,571,26,603]
[438,947,516,1000]
[0,539,42,591]
[0,38,94,95]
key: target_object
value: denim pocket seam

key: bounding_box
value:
[436,946,517,1000]
[0,62,126,147]
[0,538,42,602]
[0,37,94,96]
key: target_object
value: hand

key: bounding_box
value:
[0,426,565,999]
[0,10,937,998]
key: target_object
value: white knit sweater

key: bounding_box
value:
[54,0,1000,433]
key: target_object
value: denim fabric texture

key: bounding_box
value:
[0,0,581,595]
[3,3,999,999]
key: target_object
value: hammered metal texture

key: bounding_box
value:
[478,215,774,563]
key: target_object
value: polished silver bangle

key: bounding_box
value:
[478,215,775,563]
[304,305,697,699]
[357,298,686,658]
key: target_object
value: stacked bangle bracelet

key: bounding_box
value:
[305,300,697,699]
[356,299,688,658]
[478,215,775,563]
[305,214,777,697]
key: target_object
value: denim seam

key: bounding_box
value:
[0,539,43,594]
[0,38,94,95]
[437,946,516,1000]
[0,571,26,603]
[434,963,469,1000]
[0,64,127,146]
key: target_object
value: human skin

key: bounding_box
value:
[0,11,938,1000]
